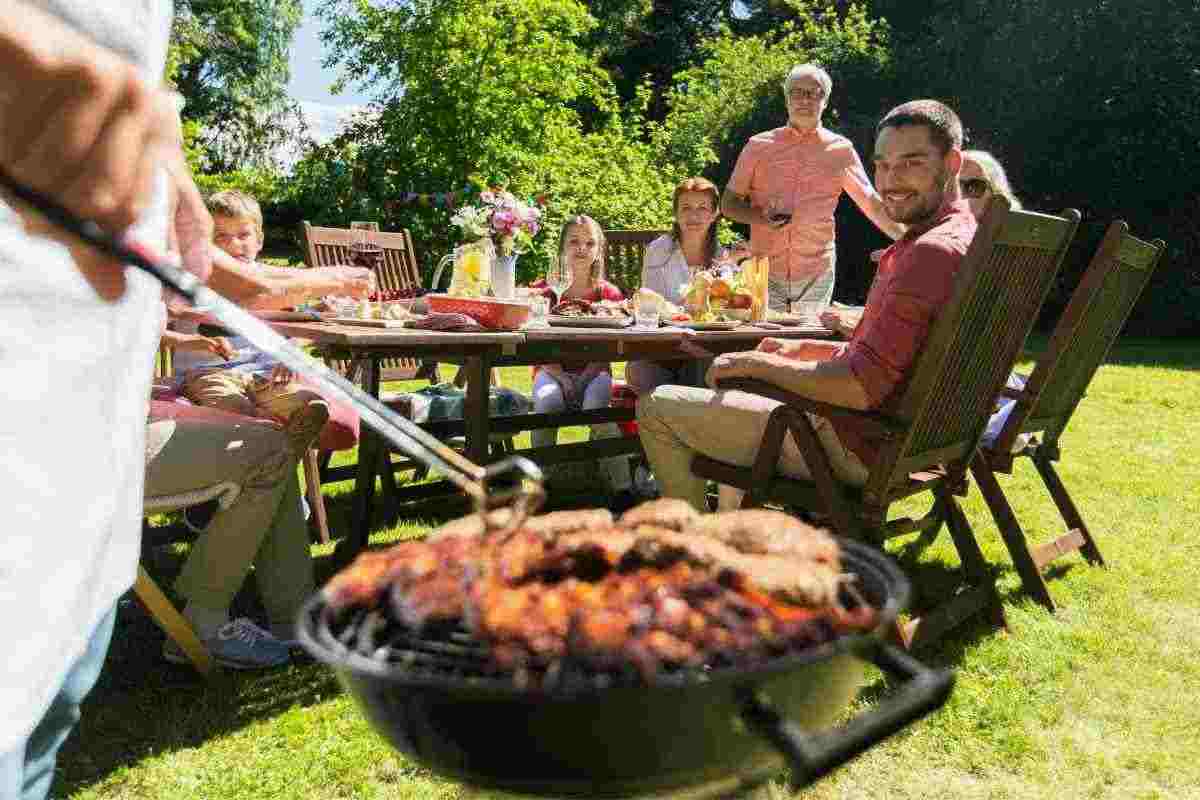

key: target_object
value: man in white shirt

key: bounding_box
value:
[0,2,210,797]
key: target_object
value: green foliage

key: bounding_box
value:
[168,0,306,171]
[283,0,677,286]
[858,0,1200,335]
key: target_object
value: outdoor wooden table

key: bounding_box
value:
[271,319,830,558]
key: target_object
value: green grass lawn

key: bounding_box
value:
[58,341,1200,799]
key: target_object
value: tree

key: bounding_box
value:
[292,0,679,280]
[168,0,305,172]
[859,0,1200,334]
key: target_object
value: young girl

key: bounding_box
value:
[626,177,750,396]
[529,215,631,496]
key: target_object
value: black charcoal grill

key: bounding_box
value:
[299,537,953,799]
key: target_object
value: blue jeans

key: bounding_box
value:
[0,604,117,800]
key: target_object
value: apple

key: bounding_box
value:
[728,291,753,309]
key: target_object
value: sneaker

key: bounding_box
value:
[163,617,291,670]
[283,400,329,458]
[182,499,219,534]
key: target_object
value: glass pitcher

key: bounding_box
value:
[432,239,495,297]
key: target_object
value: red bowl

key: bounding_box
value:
[425,294,531,330]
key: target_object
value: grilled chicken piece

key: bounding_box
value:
[617,498,700,532]
[686,510,840,567]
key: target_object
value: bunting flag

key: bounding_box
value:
[381,184,551,212]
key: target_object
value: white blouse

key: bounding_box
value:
[640,236,695,305]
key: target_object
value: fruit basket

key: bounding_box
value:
[425,294,531,330]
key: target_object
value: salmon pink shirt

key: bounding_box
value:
[728,125,893,283]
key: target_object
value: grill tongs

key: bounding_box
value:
[2,174,546,532]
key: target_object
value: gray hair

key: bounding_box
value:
[963,150,1023,210]
[782,63,833,97]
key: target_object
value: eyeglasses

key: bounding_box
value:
[959,177,992,199]
[787,87,825,102]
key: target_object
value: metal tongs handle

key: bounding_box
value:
[1,171,545,530]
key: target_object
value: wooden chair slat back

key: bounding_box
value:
[603,230,667,295]
[1011,223,1165,447]
[299,222,429,382]
[872,200,1080,495]
[300,222,423,291]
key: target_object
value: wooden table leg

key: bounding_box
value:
[342,356,381,562]
[462,352,492,466]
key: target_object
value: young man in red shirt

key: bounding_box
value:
[638,100,977,510]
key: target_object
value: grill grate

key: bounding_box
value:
[311,581,869,694]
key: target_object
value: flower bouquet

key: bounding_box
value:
[449,188,542,257]
[448,189,543,298]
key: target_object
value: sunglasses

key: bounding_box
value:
[959,177,992,199]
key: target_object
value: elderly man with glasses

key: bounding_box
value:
[722,63,904,313]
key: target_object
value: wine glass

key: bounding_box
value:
[765,194,792,228]
[545,251,571,302]
[349,221,382,270]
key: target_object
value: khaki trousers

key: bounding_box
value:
[144,418,313,625]
[181,369,318,423]
[637,385,868,512]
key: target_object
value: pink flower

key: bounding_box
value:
[491,209,517,234]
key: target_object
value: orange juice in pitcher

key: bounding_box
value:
[741,256,770,321]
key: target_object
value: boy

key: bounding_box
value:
[169,190,371,455]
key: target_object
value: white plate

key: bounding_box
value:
[663,319,745,331]
[547,314,634,328]
[324,317,410,328]
[251,309,326,322]
[765,314,820,327]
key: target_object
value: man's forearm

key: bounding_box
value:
[721,188,768,227]
[760,358,873,409]
[710,350,872,410]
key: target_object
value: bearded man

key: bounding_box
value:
[638,100,977,511]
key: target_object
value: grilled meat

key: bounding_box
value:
[325,501,875,682]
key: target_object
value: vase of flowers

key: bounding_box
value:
[449,189,542,298]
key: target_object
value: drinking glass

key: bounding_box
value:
[634,303,661,329]
[791,298,827,324]
[518,289,550,328]
[545,251,571,302]
[766,195,792,228]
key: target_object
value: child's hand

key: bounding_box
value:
[269,364,294,385]
[205,336,237,360]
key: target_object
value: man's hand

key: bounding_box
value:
[756,337,842,361]
[818,309,860,338]
[706,350,782,389]
[0,5,183,301]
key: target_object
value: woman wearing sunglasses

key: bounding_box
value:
[820,149,1023,337]
[960,149,1023,219]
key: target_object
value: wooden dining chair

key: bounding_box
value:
[298,221,439,385]
[969,222,1166,611]
[692,199,1082,649]
[603,229,668,295]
